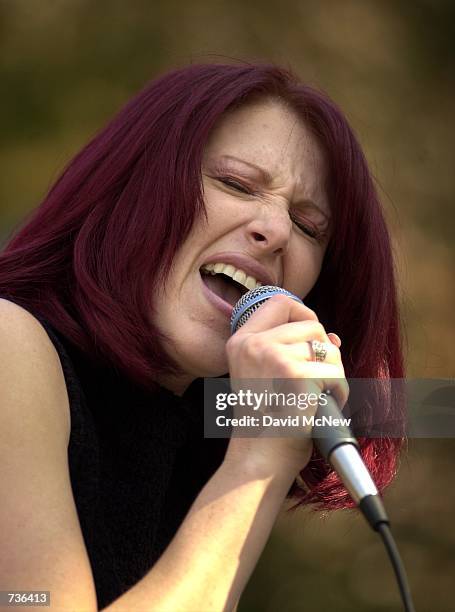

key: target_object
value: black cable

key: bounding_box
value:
[377,523,416,612]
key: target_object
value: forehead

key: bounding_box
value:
[203,98,329,212]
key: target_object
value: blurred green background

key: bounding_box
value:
[1,1,454,610]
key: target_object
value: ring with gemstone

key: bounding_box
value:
[310,340,328,362]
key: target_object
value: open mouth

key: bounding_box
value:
[199,261,264,317]
[200,269,249,308]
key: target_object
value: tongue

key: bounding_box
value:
[202,274,243,306]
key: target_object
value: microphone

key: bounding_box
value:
[230,286,416,611]
[230,285,389,531]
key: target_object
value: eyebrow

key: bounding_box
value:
[218,155,274,183]
[215,154,331,221]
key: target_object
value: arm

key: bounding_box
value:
[103,446,295,612]
[0,300,98,611]
[105,296,349,611]
[0,302,295,612]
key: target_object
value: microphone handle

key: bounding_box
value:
[314,392,389,530]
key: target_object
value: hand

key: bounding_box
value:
[223,294,349,479]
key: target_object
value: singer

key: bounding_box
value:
[0,63,404,610]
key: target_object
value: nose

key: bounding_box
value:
[245,204,292,255]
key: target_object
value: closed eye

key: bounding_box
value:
[290,216,321,239]
[218,177,253,195]
[219,176,326,242]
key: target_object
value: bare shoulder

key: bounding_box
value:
[0,297,71,446]
[0,298,97,608]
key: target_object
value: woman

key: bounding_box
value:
[0,63,404,610]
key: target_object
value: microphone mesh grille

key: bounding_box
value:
[235,301,266,329]
[230,285,303,334]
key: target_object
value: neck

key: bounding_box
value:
[155,371,197,397]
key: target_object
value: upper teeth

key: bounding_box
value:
[201,263,262,291]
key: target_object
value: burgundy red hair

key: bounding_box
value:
[0,62,405,510]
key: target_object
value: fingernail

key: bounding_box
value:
[329,333,341,347]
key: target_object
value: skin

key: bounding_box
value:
[154,97,340,395]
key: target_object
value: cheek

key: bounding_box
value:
[204,186,245,228]
[284,244,324,297]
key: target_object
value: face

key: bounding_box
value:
[154,98,331,394]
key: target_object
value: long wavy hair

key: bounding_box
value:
[0,62,405,510]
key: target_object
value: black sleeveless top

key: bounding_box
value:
[3,299,228,610]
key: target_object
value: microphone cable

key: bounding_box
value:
[377,522,416,612]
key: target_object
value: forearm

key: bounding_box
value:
[102,453,295,612]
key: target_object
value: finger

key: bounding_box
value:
[327,333,341,348]
[235,294,318,335]
[289,362,349,408]
[279,341,341,366]
[251,320,330,345]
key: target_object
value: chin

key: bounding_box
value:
[168,316,231,378]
